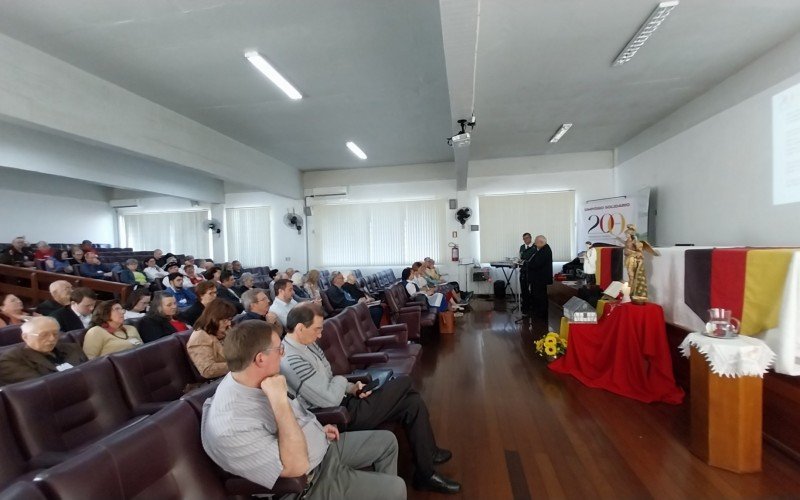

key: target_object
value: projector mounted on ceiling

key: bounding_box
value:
[447,118,476,148]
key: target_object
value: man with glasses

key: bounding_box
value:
[281,304,460,494]
[201,320,405,499]
[236,289,280,325]
[0,316,87,385]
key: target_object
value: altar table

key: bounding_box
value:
[549,303,685,404]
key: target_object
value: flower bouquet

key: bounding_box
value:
[534,331,567,361]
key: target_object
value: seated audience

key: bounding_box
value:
[281,305,458,493]
[405,266,459,315]
[202,260,215,272]
[51,287,97,331]
[0,236,35,267]
[327,271,383,326]
[187,299,237,379]
[160,262,183,288]
[233,272,255,297]
[343,273,377,302]
[217,270,244,313]
[231,260,244,280]
[236,288,280,325]
[422,258,469,302]
[0,317,87,386]
[291,272,312,301]
[201,319,406,498]
[123,288,151,320]
[153,248,167,267]
[268,279,298,327]
[178,280,218,326]
[120,258,148,287]
[203,266,221,282]
[83,300,143,359]
[0,293,32,327]
[137,292,188,343]
[34,241,71,273]
[164,272,197,308]
[303,270,323,301]
[142,256,168,283]
[67,245,86,267]
[79,252,113,280]
[35,280,74,316]
[182,263,205,286]
[181,255,196,273]
[80,240,95,255]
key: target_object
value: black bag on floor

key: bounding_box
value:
[494,280,506,299]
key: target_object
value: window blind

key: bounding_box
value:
[121,210,210,258]
[225,206,271,267]
[312,199,446,266]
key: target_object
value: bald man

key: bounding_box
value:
[35,280,74,316]
[0,317,87,385]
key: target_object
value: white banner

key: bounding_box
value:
[581,195,636,246]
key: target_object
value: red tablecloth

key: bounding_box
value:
[549,303,685,404]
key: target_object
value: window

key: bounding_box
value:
[120,210,210,257]
[312,199,446,266]
[478,191,575,262]
[225,206,271,267]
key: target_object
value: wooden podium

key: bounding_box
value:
[689,346,763,473]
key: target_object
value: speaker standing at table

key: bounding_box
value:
[519,233,537,315]
[529,235,553,321]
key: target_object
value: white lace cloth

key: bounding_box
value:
[679,332,776,378]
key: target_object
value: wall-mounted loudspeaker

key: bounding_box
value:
[449,199,457,209]
[470,225,479,231]
[304,206,313,216]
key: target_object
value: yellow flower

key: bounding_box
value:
[544,345,557,356]
[545,332,559,339]
[544,337,557,346]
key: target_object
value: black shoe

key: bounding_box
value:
[433,448,452,464]
[413,472,461,494]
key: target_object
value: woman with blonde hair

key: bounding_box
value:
[303,269,323,301]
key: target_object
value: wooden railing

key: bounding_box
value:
[0,265,131,306]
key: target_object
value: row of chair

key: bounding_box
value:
[0,301,424,498]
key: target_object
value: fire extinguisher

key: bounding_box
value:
[450,243,459,262]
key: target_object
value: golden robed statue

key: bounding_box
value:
[619,224,659,304]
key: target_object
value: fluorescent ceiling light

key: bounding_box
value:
[244,51,302,100]
[612,1,679,67]
[549,123,573,143]
[346,141,367,160]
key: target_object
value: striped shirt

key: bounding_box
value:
[281,336,351,409]
[201,373,329,489]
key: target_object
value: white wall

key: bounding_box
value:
[303,151,615,292]
[614,34,800,247]
[0,168,116,245]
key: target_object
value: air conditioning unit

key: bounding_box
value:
[304,186,348,202]
[110,199,139,209]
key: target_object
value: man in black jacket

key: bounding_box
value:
[518,233,536,314]
[50,287,97,332]
[326,271,383,327]
[528,235,553,321]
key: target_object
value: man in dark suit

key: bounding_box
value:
[216,270,244,314]
[518,233,536,315]
[326,271,383,327]
[0,317,87,385]
[50,287,97,332]
[528,235,554,321]
[34,280,73,316]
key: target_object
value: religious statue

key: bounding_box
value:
[619,224,659,304]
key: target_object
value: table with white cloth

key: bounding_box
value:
[646,247,800,376]
[680,332,776,473]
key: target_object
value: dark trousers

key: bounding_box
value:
[344,375,437,478]
[532,283,548,321]
[368,305,383,327]
[520,272,533,313]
